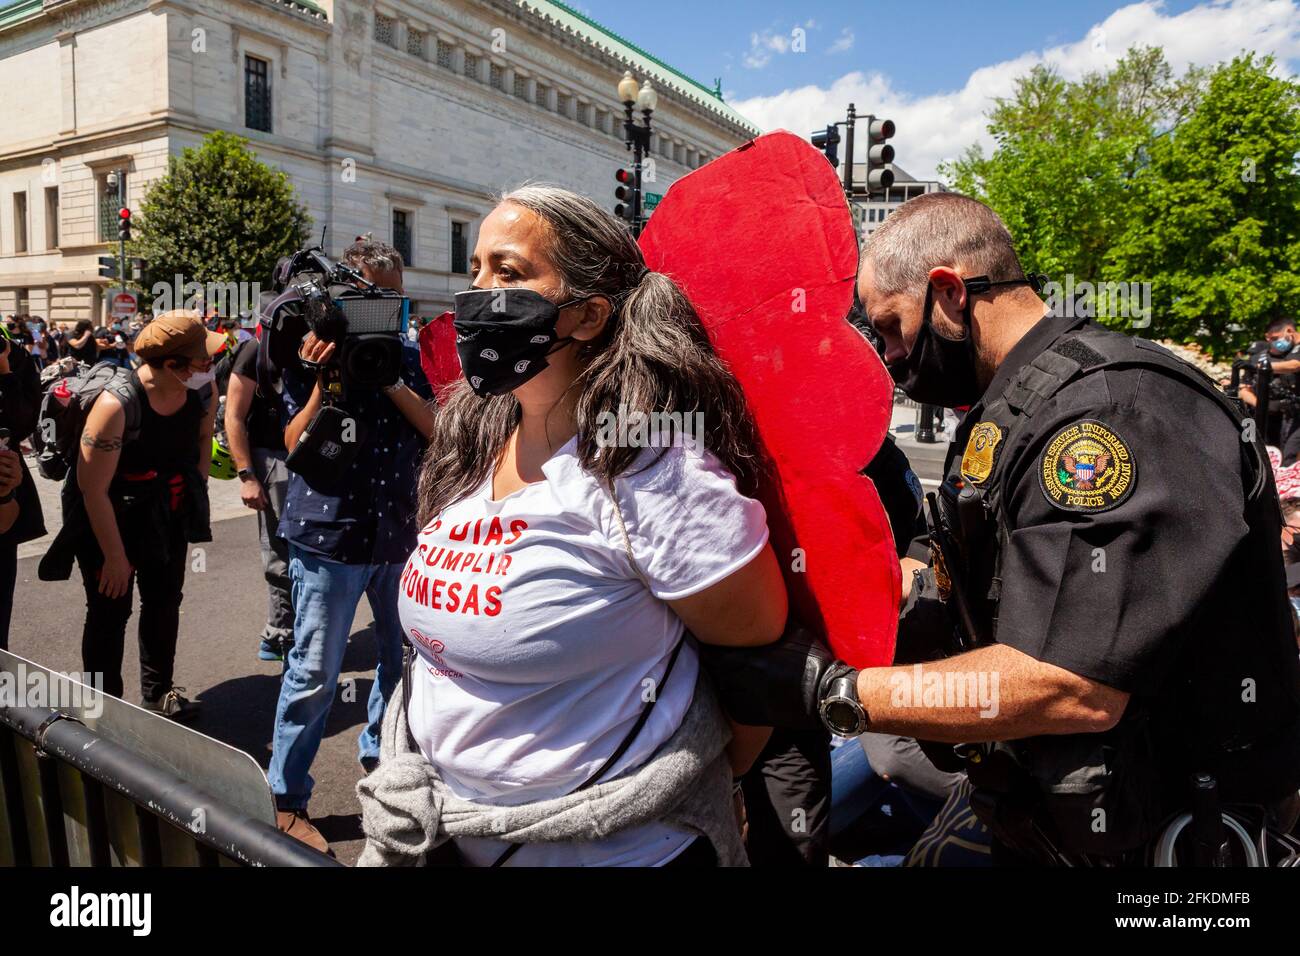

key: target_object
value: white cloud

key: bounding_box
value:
[744,28,793,69]
[731,0,1300,181]
[828,28,855,55]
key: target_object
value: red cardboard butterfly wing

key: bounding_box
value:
[639,131,898,667]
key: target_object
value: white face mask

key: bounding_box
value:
[406,325,419,342]
[179,368,215,390]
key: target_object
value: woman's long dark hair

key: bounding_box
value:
[417,185,761,523]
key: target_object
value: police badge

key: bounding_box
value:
[960,421,1003,485]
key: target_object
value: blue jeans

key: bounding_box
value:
[268,548,406,811]
[829,736,947,865]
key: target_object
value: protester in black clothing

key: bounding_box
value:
[224,336,293,661]
[68,319,98,365]
[44,322,69,361]
[0,335,46,648]
[72,311,221,719]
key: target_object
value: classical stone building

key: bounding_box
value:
[0,0,757,322]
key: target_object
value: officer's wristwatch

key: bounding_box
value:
[819,670,869,737]
[237,468,256,482]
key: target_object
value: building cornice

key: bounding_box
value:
[418,0,754,146]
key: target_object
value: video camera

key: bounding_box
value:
[261,245,410,390]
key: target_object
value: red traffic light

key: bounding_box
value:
[615,168,634,185]
[118,207,131,220]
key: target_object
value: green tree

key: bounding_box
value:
[1106,54,1300,356]
[942,47,1200,284]
[132,131,311,308]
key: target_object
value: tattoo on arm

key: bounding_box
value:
[81,432,123,452]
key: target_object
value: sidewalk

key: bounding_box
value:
[888,401,955,486]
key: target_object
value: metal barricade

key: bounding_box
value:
[0,649,340,867]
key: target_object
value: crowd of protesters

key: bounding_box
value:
[1,189,1299,868]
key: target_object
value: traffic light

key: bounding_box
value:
[97,255,117,280]
[866,118,896,193]
[614,168,636,221]
[811,124,841,168]
[117,206,132,242]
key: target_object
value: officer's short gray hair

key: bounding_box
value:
[343,235,404,274]
[863,192,1026,298]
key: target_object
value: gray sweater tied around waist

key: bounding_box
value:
[355,668,748,867]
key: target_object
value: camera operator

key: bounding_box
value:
[1239,318,1300,460]
[269,238,434,853]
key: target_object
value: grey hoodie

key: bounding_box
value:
[356,670,747,867]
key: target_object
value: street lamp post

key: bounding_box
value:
[105,168,126,324]
[616,71,657,237]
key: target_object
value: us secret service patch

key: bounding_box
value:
[1039,419,1137,513]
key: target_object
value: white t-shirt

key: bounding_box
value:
[399,437,769,866]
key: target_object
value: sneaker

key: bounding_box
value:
[142,687,201,723]
[258,638,284,662]
[277,809,331,855]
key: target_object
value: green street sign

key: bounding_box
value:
[644,191,664,209]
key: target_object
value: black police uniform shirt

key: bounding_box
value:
[863,434,926,559]
[948,314,1247,693]
[942,314,1300,812]
[1244,339,1299,392]
[1242,340,1300,448]
[278,342,433,566]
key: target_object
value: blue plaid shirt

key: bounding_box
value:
[277,342,432,565]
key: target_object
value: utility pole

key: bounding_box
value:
[116,171,127,304]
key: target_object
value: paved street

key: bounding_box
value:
[8,473,382,866]
[5,406,947,867]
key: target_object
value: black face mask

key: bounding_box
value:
[885,274,1043,408]
[452,287,586,397]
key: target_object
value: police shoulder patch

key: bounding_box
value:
[1038,419,1137,513]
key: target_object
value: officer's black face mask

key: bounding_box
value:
[887,275,1043,408]
[888,282,982,408]
[452,287,587,397]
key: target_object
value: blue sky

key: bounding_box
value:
[573,0,1207,100]
[568,0,1300,180]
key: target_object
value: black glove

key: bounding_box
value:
[698,621,858,730]
[894,565,963,664]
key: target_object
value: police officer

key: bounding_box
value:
[710,192,1300,865]
[1238,318,1300,461]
